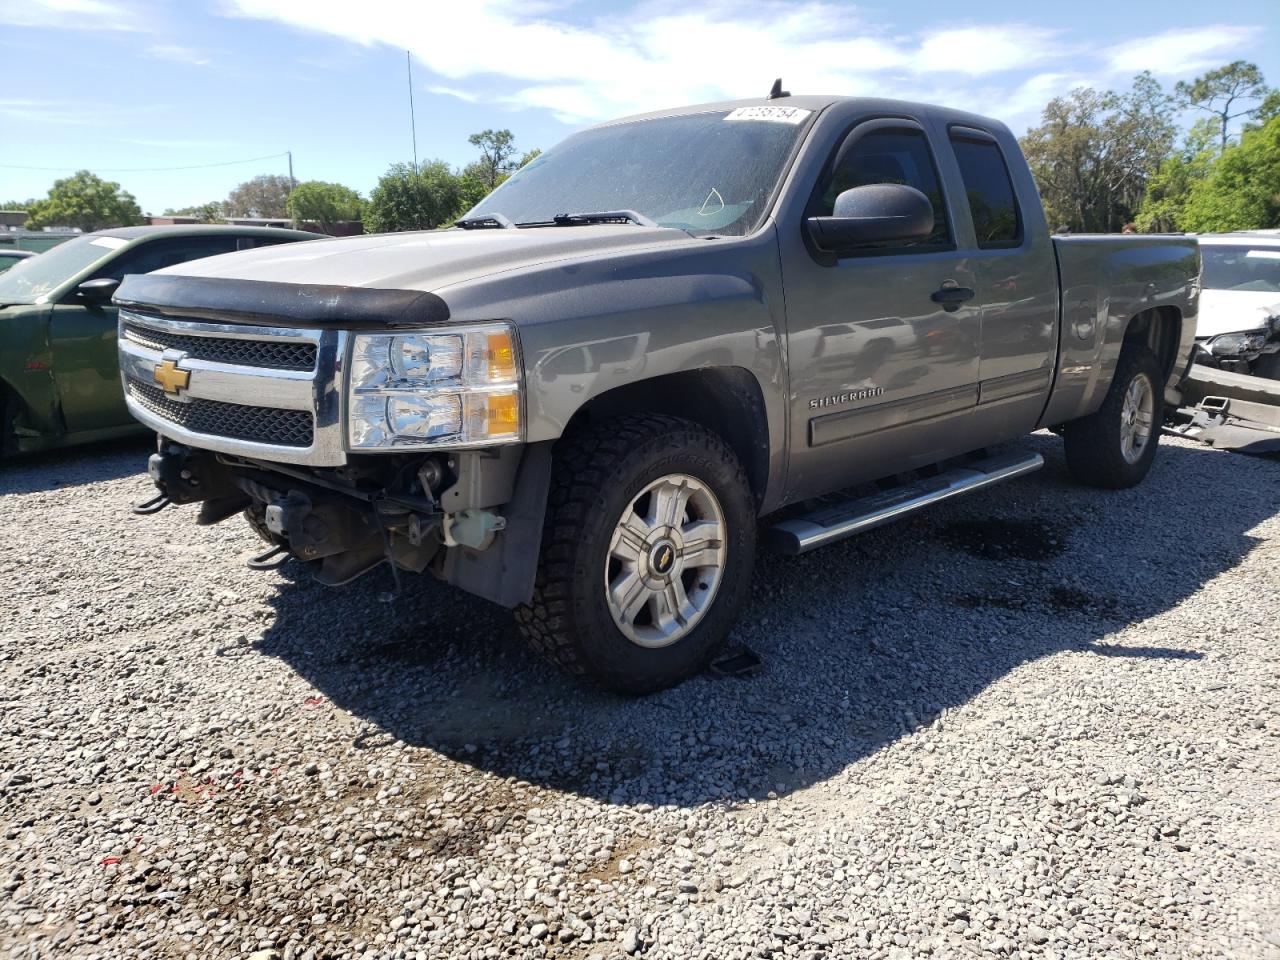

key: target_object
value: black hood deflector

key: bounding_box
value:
[115,273,450,329]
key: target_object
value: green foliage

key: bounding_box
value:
[1020,73,1175,233]
[1,199,34,211]
[25,171,142,231]
[162,202,226,223]
[1175,61,1271,151]
[466,129,519,191]
[1135,119,1218,232]
[365,162,463,232]
[223,174,294,219]
[1180,115,1280,232]
[285,181,363,231]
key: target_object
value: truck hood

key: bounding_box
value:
[152,225,698,293]
[1196,289,1280,338]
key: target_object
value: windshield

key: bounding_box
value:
[0,234,126,303]
[465,108,813,237]
[1201,245,1280,293]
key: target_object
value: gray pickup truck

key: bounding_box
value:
[116,93,1199,693]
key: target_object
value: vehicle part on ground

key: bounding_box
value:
[1166,396,1280,456]
[1063,346,1164,489]
[515,415,755,694]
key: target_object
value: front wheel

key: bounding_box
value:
[1062,345,1164,489]
[515,414,756,694]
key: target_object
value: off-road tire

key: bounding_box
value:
[515,414,756,695]
[1063,345,1164,489]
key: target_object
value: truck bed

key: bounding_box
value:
[1041,235,1200,427]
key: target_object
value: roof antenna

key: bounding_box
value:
[768,78,790,100]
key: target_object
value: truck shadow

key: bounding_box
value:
[254,433,1276,807]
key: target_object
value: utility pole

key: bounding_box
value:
[407,51,418,170]
[287,150,296,190]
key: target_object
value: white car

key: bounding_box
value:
[1196,232,1280,379]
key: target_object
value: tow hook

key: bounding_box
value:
[247,544,292,570]
[131,493,172,515]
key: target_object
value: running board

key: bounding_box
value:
[766,450,1044,556]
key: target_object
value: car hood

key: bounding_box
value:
[1196,289,1280,338]
[151,225,699,293]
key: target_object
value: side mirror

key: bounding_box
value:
[76,277,120,305]
[806,183,935,252]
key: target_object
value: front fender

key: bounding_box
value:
[438,229,789,490]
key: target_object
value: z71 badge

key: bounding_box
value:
[809,386,884,410]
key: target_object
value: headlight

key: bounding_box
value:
[347,323,522,449]
[1208,330,1268,357]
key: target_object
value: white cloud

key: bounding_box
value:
[223,1,1265,127]
[427,85,480,104]
[1105,26,1259,77]
[913,26,1061,75]
[147,43,212,66]
[0,0,140,30]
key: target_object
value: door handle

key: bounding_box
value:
[931,285,975,310]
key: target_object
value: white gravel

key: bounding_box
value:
[2,431,1278,960]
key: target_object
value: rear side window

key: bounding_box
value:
[96,237,240,281]
[950,134,1021,248]
[817,128,951,249]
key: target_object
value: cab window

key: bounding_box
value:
[950,133,1021,248]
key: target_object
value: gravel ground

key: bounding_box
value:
[2,431,1278,960]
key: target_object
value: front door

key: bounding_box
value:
[779,118,981,502]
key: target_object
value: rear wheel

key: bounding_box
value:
[1063,345,1164,489]
[515,414,756,694]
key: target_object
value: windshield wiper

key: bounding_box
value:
[455,212,516,230]
[518,210,659,228]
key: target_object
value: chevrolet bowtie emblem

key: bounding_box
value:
[153,358,191,396]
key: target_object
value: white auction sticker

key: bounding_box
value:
[724,106,812,124]
[89,236,128,249]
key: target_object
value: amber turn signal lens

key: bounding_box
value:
[486,331,517,382]
[486,392,520,431]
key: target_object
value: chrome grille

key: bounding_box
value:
[128,380,314,448]
[123,322,317,371]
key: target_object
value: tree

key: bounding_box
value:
[1135,119,1217,232]
[466,129,519,191]
[1180,114,1280,232]
[518,148,542,168]
[1020,74,1175,233]
[162,201,225,223]
[1,199,34,211]
[25,171,142,231]
[364,161,463,232]
[285,181,363,232]
[223,174,294,219]
[1176,61,1271,151]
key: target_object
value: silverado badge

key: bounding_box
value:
[153,358,191,396]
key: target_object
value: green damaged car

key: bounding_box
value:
[0,225,316,455]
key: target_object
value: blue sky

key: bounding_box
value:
[1,0,1275,214]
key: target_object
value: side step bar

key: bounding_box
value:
[766,450,1044,556]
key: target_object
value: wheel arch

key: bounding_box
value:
[1122,305,1183,384]
[561,366,774,512]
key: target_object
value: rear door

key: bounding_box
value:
[937,124,1059,437]
[778,116,982,500]
[50,235,241,433]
